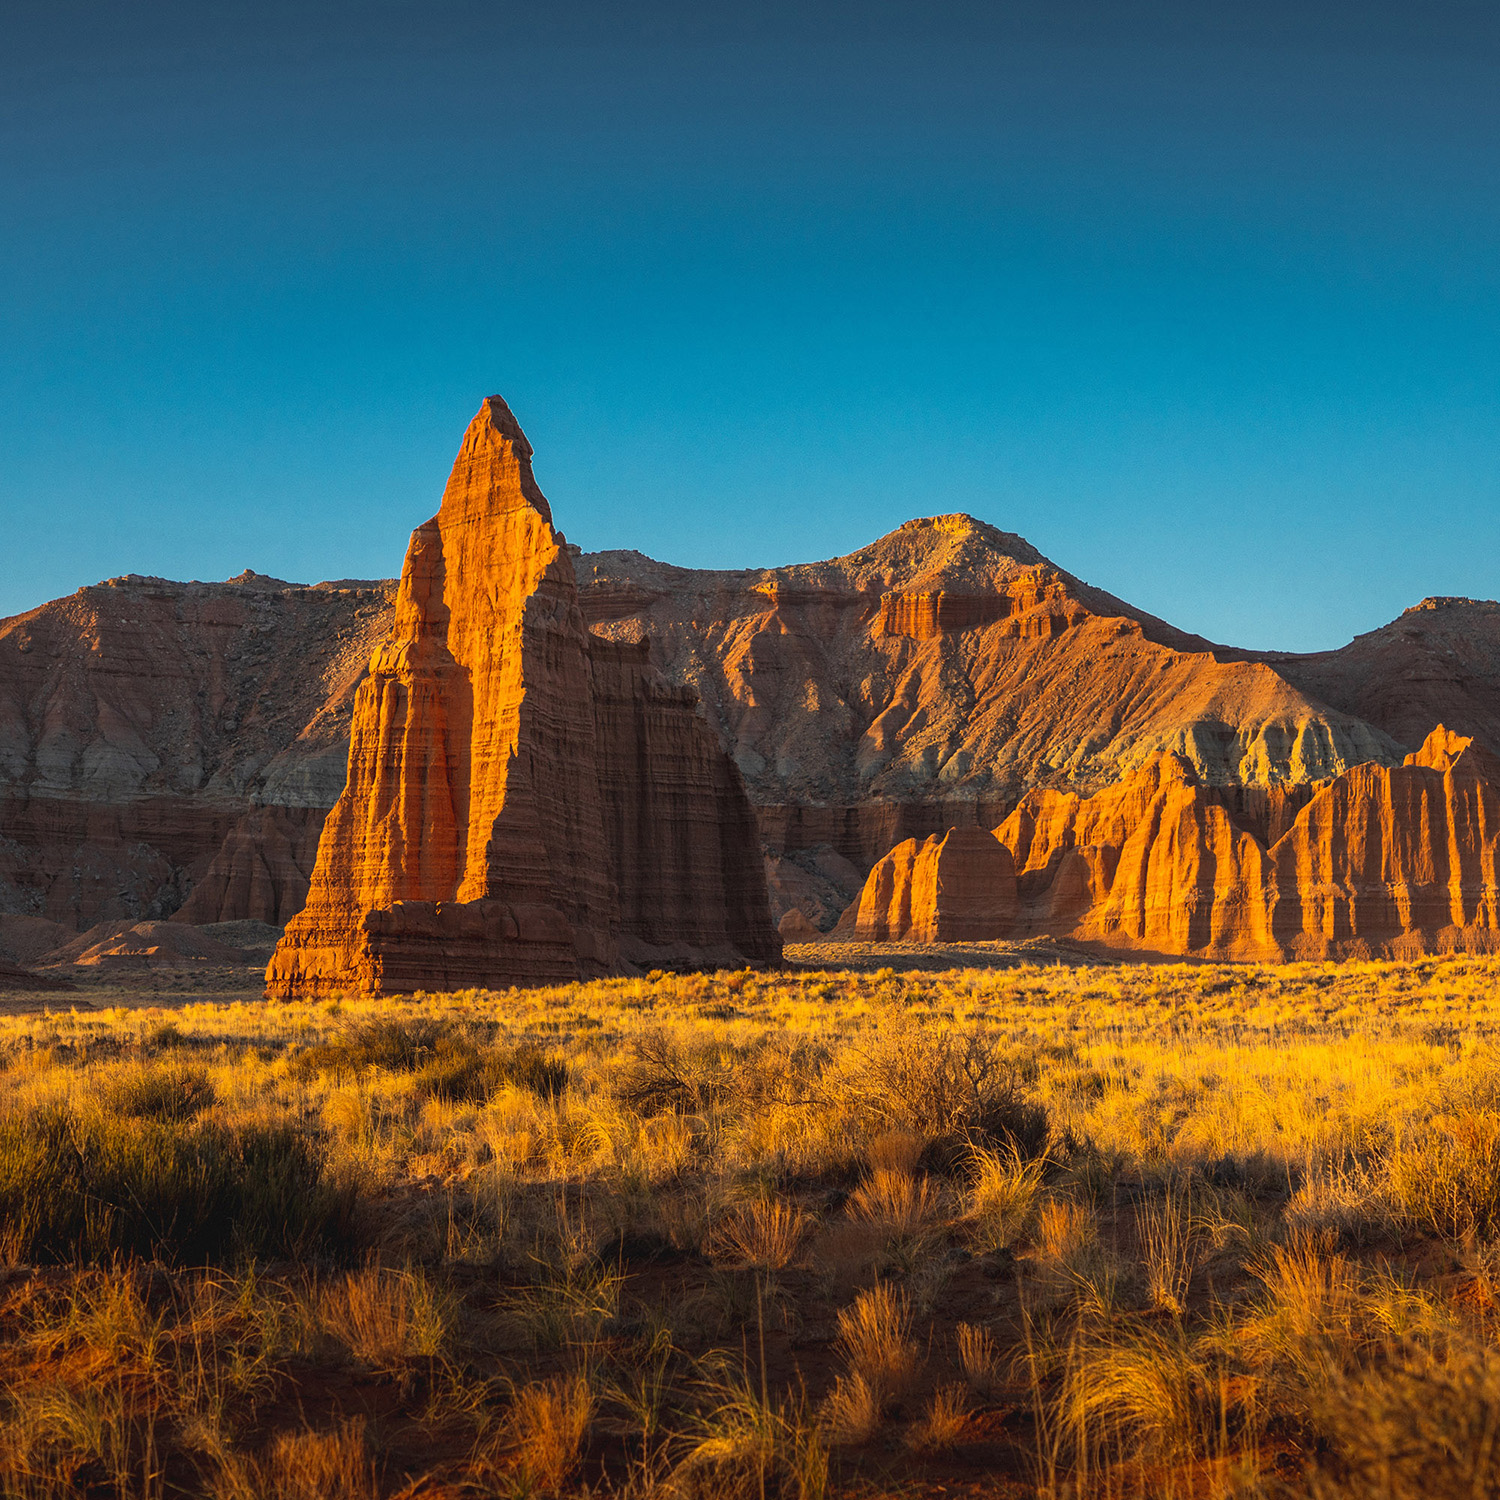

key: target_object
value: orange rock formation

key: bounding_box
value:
[844,725,1500,960]
[839,826,1017,942]
[265,398,778,997]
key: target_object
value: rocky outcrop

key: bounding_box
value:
[265,397,778,997]
[840,827,1017,943]
[173,805,326,926]
[7,446,1497,949]
[589,636,780,969]
[582,515,1401,843]
[1265,726,1500,959]
[1247,598,1500,760]
[0,569,394,928]
[867,724,1500,961]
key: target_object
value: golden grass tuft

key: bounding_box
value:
[504,1374,595,1492]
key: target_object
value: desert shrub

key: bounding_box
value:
[613,1032,826,1121]
[100,1061,217,1121]
[294,1019,566,1102]
[421,1043,568,1103]
[612,1034,723,1116]
[1384,1112,1500,1239]
[292,1017,454,1079]
[1305,1338,1500,1500]
[0,1104,355,1264]
[834,1020,1048,1164]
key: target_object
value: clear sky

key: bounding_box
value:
[3,1,1497,650]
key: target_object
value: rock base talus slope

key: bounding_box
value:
[838,826,1017,942]
[266,397,778,997]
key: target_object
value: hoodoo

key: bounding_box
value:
[265,397,778,997]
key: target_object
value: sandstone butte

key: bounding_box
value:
[264,397,780,997]
[842,725,1500,962]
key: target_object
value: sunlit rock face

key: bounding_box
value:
[265,397,778,997]
[840,725,1500,962]
[837,826,1018,943]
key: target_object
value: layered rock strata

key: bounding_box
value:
[265,398,778,997]
[581,516,1401,839]
[840,827,1017,943]
[842,725,1500,961]
[0,569,393,928]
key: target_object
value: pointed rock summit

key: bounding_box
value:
[266,398,778,996]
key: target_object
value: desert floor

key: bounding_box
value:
[0,951,1497,1498]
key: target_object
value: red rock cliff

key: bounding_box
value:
[978,725,1500,961]
[265,398,777,996]
[840,826,1017,943]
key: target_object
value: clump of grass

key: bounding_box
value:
[847,1167,940,1240]
[965,1143,1046,1253]
[1057,1320,1224,1467]
[1385,1113,1500,1238]
[0,1104,354,1265]
[100,1062,217,1121]
[955,1322,1000,1397]
[1138,1181,1198,1316]
[220,1418,378,1500]
[293,1019,566,1101]
[1304,1337,1500,1499]
[716,1197,811,1270]
[905,1383,970,1452]
[503,1374,595,1492]
[831,1282,920,1428]
[1034,1197,1097,1266]
[675,1370,827,1500]
[320,1267,452,1368]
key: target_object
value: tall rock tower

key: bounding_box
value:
[266,397,778,996]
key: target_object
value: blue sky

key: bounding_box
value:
[3,1,1498,649]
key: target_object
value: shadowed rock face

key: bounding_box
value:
[842,725,1500,961]
[265,398,779,997]
[0,573,392,928]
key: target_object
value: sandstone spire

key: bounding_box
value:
[266,398,777,996]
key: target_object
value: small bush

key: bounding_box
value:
[835,1020,1048,1164]
[294,1019,567,1102]
[0,1104,355,1265]
[1305,1339,1500,1499]
[101,1062,217,1121]
[292,1018,453,1080]
[1385,1113,1500,1239]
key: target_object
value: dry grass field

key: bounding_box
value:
[0,951,1498,1498]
